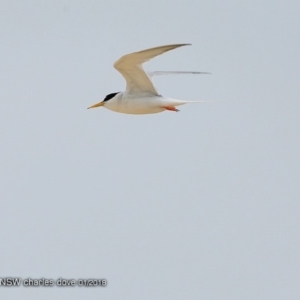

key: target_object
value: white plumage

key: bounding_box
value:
[88,44,208,115]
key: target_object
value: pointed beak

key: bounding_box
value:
[87,101,104,109]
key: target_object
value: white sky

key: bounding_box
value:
[0,1,299,299]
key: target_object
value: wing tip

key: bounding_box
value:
[175,43,192,47]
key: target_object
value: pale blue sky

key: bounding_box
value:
[0,1,299,299]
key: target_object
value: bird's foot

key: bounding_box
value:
[162,106,180,112]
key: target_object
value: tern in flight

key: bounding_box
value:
[88,44,209,114]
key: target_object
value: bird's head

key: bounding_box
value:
[87,92,119,109]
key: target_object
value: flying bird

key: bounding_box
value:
[88,44,209,114]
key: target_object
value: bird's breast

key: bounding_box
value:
[104,94,165,114]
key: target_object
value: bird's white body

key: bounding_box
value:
[103,92,188,115]
[88,44,208,115]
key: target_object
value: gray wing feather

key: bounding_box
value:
[148,71,210,77]
[113,44,191,94]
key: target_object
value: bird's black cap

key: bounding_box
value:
[104,92,119,102]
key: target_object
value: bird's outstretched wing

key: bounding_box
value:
[148,71,210,77]
[113,44,190,95]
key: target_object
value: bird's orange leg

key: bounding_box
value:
[162,106,180,112]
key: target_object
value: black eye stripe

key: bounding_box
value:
[104,92,119,102]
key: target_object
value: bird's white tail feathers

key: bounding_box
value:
[172,99,213,107]
[184,100,207,103]
[148,71,212,106]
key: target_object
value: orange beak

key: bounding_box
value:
[87,101,104,109]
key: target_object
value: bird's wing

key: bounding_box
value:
[148,71,210,77]
[113,44,191,95]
